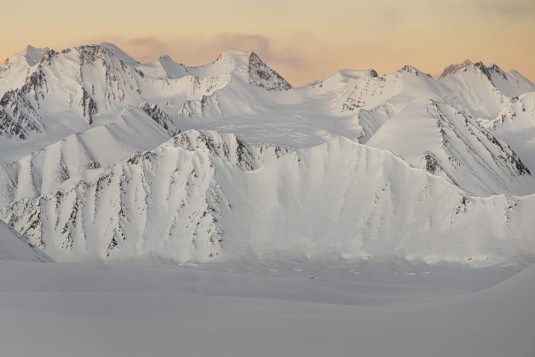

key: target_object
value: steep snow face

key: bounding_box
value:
[189,50,291,91]
[0,46,50,90]
[98,43,139,67]
[1,135,231,262]
[140,55,189,80]
[347,103,397,144]
[439,61,535,118]
[488,92,535,174]
[439,59,473,79]
[2,131,534,265]
[309,69,376,88]
[0,90,44,140]
[440,60,535,95]
[227,137,535,264]
[0,130,291,262]
[493,92,535,131]
[334,65,442,113]
[0,133,102,207]
[368,99,532,196]
[304,65,445,144]
[139,102,180,136]
[0,220,52,262]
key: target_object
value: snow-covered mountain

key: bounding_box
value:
[367,99,533,196]
[438,60,535,119]
[1,44,535,265]
[2,130,534,264]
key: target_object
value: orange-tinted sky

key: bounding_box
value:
[1,0,534,86]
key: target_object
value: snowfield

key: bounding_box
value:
[0,260,533,357]
[1,43,535,356]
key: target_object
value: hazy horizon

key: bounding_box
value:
[2,0,534,86]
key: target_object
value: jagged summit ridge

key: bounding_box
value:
[439,59,508,80]
[195,48,291,90]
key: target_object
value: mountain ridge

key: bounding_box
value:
[1,43,535,265]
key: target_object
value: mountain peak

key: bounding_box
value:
[440,60,506,82]
[215,48,252,64]
[98,43,139,66]
[159,54,173,62]
[488,63,507,79]
[156,55,188,78]
[246,51,291,90]
[338,69,378,79]
[439,59,474,79]
[399,65,430,77]
[472,61,498,81]
[211,49,291,90]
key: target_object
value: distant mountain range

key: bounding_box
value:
[1,43,534,265]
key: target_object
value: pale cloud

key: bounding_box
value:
[127,36,160,46]
[124,36,167,62]
[477,0,535,16]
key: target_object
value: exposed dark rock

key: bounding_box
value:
[0,90,43,140]
[248,52,291,91]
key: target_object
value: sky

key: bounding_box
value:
[1,0,534,86]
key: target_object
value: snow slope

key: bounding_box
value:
[0,220,52,262]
